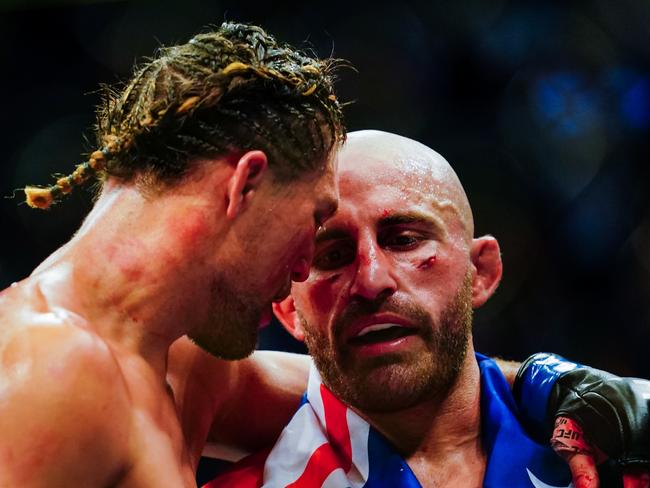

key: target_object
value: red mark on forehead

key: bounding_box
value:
[417,255,436,270]
[381,208,391,218]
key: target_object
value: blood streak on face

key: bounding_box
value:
[358,254,371,267]
[306,274,340,316]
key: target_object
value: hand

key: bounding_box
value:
[552,416,650,488]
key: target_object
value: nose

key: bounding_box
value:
[350,234,397,301]
[291,238,315,282]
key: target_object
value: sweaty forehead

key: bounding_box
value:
[337,130,474,236]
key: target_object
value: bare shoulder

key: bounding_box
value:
[0,311,131,486]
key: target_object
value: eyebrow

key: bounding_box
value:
[315,226,350,245]
[315,210,448,245]
[378,211,446,236]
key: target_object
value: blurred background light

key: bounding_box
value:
[1,0,648,380]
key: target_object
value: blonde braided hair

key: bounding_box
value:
[25,22,346,209]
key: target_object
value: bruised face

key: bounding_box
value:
[288,131,476,412]
[190,152,339,360]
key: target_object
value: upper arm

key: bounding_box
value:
[0,325,131,486]
[206,350,310,457]
[168,338,310,461]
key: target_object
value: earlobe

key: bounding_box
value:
[272,297,305,342]
[226,150,268,219]
[470,236,503,308]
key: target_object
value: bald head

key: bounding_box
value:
[338,130,475,241]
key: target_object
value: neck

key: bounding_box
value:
[360,348,484,483]
[30,178,228,376]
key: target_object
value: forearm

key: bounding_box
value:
[205,351,309,455]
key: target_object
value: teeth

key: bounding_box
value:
[356,323,402,337]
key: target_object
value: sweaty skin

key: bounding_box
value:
[270,130,609,488]
[284,130,494,486]
[1,130,632,487]
[0,150,338,487]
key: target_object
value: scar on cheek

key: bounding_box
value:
[417,255,436,270]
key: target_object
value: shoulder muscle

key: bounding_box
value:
[0,323,131,486]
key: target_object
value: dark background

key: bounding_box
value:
[1,0,648,382]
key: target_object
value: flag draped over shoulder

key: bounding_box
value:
[205,354,573,488]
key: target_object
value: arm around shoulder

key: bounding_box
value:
[206,350,310,458]
[167,337,310,460]
[0,324,131,486]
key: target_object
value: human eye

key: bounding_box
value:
[379,229,425,251]
[312,241,355,270]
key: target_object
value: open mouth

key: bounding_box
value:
[348,323,417,346]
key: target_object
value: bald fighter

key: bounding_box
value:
[207,130,650,488]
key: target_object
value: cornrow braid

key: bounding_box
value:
[25,21,346,209]
[24,138,121,209]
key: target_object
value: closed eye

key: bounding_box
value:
[379,230,426,251]
[313,240,355,270]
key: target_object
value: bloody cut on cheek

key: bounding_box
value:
[417,255,436,270]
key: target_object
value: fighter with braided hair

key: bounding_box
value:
[2,22,345,486]
[24,22,343,209]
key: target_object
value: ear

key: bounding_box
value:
[272,296,305,342]
[226,150,268,220]
[470,235,503,308]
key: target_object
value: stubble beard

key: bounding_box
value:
[188,274,261,360]
[302,273,474,413]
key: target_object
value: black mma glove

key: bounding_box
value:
[514,352,650,469]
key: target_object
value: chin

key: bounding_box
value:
[320,356,444,413]
[188,315,260,360]
[188,330,258,360]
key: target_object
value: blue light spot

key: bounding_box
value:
[621,78,650,129]
[531,72,601,138]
